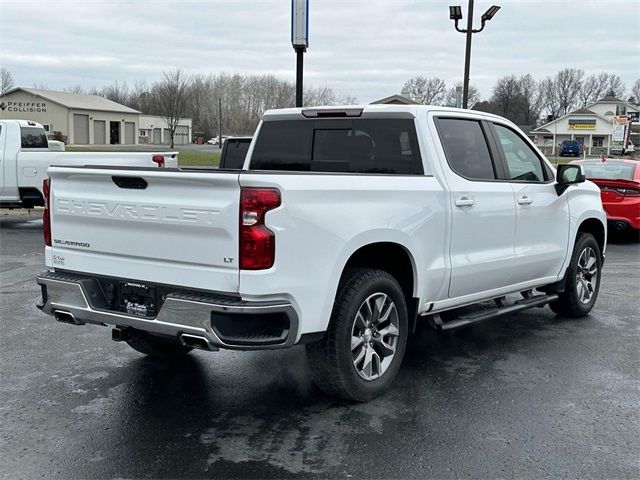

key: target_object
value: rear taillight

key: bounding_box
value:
[152,155,165,168]
[42,178,51,246]
[239,188,281,270]
[614,187,640,196]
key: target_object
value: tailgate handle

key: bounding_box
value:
[112,176,148,189]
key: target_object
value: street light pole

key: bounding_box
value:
[449,2,501,109]
[295,47,304,108]
[291,0,309,108]
[462,0,475,109]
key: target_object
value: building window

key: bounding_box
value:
[616,104,627,115]
[592,136,604,147]
[543,136,554,146]
[139,130,147,136]
[43,124,52,132]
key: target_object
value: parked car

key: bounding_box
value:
[219,136,252,169]
[206,135,228,146]
[570,158,640,237]
[611,142,636,156]
[0,120,178,209]
[36,105,607,401]
[559,140,581,157]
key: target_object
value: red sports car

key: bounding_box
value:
[571,159,640,236]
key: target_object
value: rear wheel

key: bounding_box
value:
[305,268,408,402]
[125,331,193,358]
[549,233,602,317]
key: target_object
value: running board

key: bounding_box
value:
[428,293,559,332]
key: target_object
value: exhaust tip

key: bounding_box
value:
[615,221,629,231]
[54,310,84,325]
[179,334,216,351]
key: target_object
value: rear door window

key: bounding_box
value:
[435,118,497,180]
[20,127,49,149]
[250,119,423,174]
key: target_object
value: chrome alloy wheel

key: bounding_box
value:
[576,246,598,304]
[350,292,400,381]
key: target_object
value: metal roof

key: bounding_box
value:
[3,87,140,114]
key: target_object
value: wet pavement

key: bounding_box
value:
[1,214,638,479]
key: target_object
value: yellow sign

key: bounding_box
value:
[568,123,596,130]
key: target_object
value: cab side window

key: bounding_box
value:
[494,124,547,182]
[436,118,496,180]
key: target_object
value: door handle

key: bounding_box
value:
[517,196,533,205]
[455,197,475,207]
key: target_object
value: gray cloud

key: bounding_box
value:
[1,0,638,102]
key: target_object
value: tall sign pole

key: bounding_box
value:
[292,0,309,108]
[462,0,474,109]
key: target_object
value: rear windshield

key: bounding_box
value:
[582,162,636,180]
[21,127,49,149]
[250,118,423,174]
[220,139,251,169]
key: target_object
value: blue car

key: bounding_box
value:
[560,140,581,156]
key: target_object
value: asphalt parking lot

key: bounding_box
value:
[1,213,638,479]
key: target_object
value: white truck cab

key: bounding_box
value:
[36,105,606,401]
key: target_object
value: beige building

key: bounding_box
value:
[138,115,192,145]
[530,95,640,156]
[0,87,140,145]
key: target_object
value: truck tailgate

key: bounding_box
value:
[47,167,241,293]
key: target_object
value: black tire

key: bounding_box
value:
[549,233,602,318]
[305,268,408,402]
[125,331,193,358]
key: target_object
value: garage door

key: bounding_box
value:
[73,114,89,145]
[124,122,135,144]
[174,125,189,145]
[152,128,161,144]
[163,128,171,144]
[93,120,106,144]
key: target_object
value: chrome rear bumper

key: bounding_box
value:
[36,270,299,350]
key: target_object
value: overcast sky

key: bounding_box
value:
[1,0,638,102]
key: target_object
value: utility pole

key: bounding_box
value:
[449,2,501,109]
[218,97,222,147]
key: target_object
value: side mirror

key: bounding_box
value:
[555,164,585,195]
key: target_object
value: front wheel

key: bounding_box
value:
[549,233,602,317]
[305,268,408,402]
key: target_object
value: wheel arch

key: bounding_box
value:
[338,241,419,332]
[577,217,606,256]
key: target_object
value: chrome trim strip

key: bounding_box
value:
[36,272,299,351]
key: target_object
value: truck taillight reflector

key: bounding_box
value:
[43,178,51,246]
[239,188,281,270]
[152,155,165,167]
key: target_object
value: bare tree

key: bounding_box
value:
[1,67,15,95]
[555,68,584,115]
[630,79,640,105]
[492,75,522,120]
[63,85,86,94]
[445,82,481,108]
[402,76,447,105]
[152,69,192,148]
[99,81,130,105]
[579,72,626,106]
[518,74,543,125]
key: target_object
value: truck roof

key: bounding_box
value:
[0,119,45,128]
[262,104,506,122]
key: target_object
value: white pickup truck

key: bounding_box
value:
[36,105,606,401]
[0,120,178,208]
